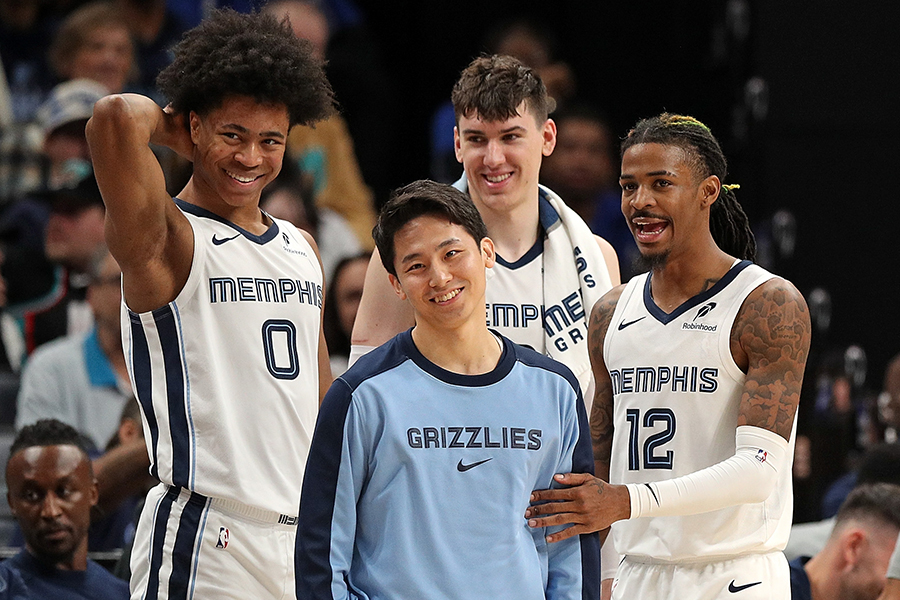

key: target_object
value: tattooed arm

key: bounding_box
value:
[731,278,811,440]
[525,286,632,543]
[526,278,811,543]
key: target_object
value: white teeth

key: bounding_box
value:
[226,170,257,183]
[434,289,461,302]
[485,173,511,183]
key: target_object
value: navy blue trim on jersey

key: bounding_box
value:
[402,329,516,387]
[173,197,280,245]
[538,188,560,231]
[495,235,543,269]
[154,306,191,488]
[129,313,159,480]
[295,377,355,600]
[643,260,753,325]
[145,486,178,600]
[168,491,208,600]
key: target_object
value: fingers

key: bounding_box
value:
[553,472,595,486]
[525,501,569,518]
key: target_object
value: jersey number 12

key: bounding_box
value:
[625,408,676,470]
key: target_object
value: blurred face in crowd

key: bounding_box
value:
[6,444,98,570]
[68,24,133,93]
[87,252,122,335]
[333,256,368,336]
[542,116,616,198]
[44,203,106,273]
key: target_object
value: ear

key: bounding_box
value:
[480,237,496,268]
[453,126,463,163]
[189,111,201,145]
[840,528,867,569]
[89,478,99,508]
[388,273,407,301]
[542,118,557,157]
[7,491,14,517]
[699,174,721,209]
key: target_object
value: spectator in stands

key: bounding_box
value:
[790,483,900,600]
[15,247,129,449]
[323,252,368,377]
[540,101,639,280]
[262,0,377,251]
[48,1,136,96]
[4,418,129,597]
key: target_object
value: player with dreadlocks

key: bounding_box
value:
[524,113,811,599]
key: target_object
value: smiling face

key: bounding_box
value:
[6,445,97,570]
[454,102,556,218]
[619,142,719,268]
[189,96,290,217]
[388,215,494,332]
[68,25,133,93]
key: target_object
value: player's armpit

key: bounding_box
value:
[732,279,811,441]
[588,286,624,479]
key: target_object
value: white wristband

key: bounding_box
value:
[627,425,788,519]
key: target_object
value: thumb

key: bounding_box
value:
[553,472,594,486]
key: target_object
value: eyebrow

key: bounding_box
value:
[460,125,527,136]
[620,170,678,180]
[399,237,462,264]
[223,124,285,140]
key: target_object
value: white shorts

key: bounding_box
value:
[611,551,790,600]
[130,483,298,600]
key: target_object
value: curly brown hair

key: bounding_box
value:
[156,8,334,128]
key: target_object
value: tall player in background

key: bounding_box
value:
[351,55,619,414]
[86,10,334,599]
[297,180,599,599]
[525,114,811,599]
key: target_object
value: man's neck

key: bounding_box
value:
[178,177,269,235]
[411,321,502,376]
[476,192,541,263]
[648,244,736,313]
[28,546,87,572]
[96,325,129,382]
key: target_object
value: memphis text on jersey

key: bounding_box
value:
[207,276,323,308]
[608,366,720,395]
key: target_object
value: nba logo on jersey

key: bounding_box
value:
[755,449,768,464]
[216,527,230,549]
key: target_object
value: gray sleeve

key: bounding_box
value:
[888,531,900,580]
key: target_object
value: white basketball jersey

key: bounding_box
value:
[605,260,795,561]
[485,243,546,354]
[122,200,322,515]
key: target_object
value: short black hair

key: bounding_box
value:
[451,54,555,126]
[156,8,334,127]
[373,180,487,277]
[8,419,91,465]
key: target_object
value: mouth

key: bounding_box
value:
[225,169,262,185]
[482,172,512,185]
[38,526,72,542]
[632,216,670,243]
[432,288,462,303]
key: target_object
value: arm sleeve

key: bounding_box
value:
[888,531,900,580]
[546,385,600,599]
[627,425,788,519]
[295,379,366,600]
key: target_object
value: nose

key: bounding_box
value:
[484,139,505,168]
[429,263,452,288]
[235,143,263,167]
[40,493,63,519]
[629,185,655,210]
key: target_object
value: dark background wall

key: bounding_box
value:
[348,0,899,387]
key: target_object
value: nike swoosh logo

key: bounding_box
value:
[728,581,762,593]
[457,458,492,472]
[618,316,647,330]
[212,233,241,246]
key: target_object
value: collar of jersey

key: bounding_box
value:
[643,259,753,325]
[400,328,515,387]
[174,198,280,245]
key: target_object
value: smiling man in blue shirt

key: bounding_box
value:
[296,179,599,600]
